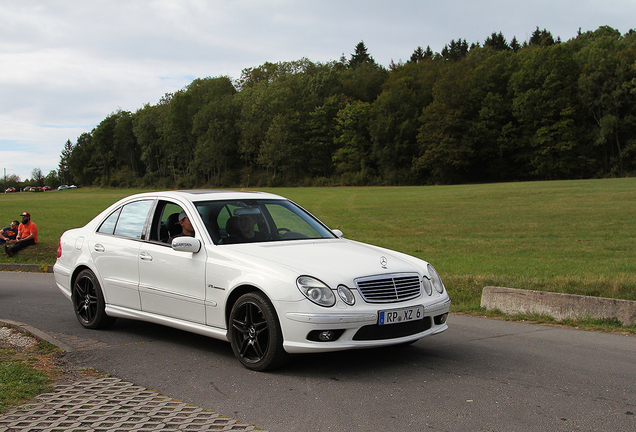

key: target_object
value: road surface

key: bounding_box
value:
[1,271,635,431]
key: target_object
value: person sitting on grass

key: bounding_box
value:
[5,212,38,257]
[0,220,19,245]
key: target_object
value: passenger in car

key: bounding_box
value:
[237,208,266,242]
[223,207,266,243]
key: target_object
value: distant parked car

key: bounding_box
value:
[43,186,51,191]
[5,187,15,193]
[53,190,451,371]
[58,185,69,190]
[23,186,32,192]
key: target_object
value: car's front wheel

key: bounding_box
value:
[72,269,116,329]
[229,292,289,371]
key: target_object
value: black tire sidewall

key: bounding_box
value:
[72,269,115,330]
[229,291,288,371]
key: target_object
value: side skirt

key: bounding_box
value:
[105,304,229,342]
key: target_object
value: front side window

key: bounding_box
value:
[158,202,185,242]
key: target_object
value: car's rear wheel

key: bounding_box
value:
[229,292,289,371]
[72,269,116,329]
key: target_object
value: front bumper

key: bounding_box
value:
[281,297,451,354]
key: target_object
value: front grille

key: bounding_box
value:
[355,273,421,303]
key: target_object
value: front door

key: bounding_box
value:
[138,203,207,324]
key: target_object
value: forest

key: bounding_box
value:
[51,26,636,188]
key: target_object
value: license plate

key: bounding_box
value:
[378,306,424,325]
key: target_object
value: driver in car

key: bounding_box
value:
[177,211,195,237]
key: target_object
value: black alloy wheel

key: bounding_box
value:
[229,292,289,371]
[72,269,116,329]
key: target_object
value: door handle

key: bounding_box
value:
[94,244,105,252]
[140,252,153,261]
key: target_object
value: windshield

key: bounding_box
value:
[195,199,336,245]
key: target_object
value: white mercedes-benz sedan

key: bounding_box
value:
[54,190,450,370]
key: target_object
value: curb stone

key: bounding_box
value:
[0,263,53,273]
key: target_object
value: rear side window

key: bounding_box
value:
[97,200,153,239]
[97,208,121,235]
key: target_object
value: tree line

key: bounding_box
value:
[53,26,636,188]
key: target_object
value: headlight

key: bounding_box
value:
[422,277,433,296]
[427,264,445,294]
[297,276,336,307]
[337,285,355,305]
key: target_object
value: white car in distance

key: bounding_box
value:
[54,190,450,371]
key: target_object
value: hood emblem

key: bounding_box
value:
[380,256,388,269]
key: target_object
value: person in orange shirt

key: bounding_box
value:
[5,212,38,257]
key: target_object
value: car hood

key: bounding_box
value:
[222,238,425,286]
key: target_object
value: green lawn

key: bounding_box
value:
[0,188,148,265]
[2,179,635,312]
[0,328,60,414]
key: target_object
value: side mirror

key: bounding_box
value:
[332,229,344,238]
[172,237,201,253]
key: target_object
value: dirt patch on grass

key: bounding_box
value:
[0,326,108,386]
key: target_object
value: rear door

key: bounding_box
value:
[91,199,154,309]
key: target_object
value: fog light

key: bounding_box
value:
[307,329,344,342]
[319,331,336,341]
[434,313,448,325]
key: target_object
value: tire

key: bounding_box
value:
[72,269,116,329]
[229,292,289,371]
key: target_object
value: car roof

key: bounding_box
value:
[128,190,286,203]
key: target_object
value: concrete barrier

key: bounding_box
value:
[481,286,636,326]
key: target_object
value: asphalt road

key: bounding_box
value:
[2,271,635,431]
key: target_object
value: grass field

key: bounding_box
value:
[0,327,60,414]
[1,179,635,315]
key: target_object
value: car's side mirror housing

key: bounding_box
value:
[172,237,201,253]
[332,229,344,238]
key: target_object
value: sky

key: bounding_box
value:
[1,0,635,182]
